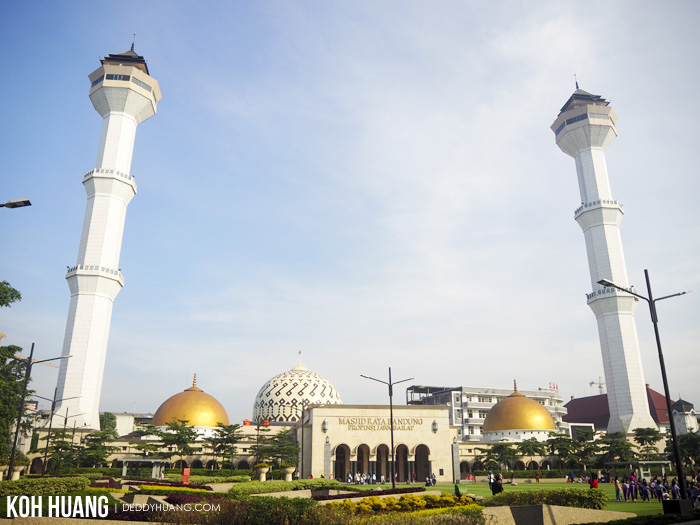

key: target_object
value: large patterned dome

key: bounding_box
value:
[252,361,342,422]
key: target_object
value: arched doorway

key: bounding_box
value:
[30,457,44,475]
[376,444,390,482]
[334,444,350,481]
[357,444,370,475]
[395,444,409,482]
[527,460,539,470]
[237,460,250,470]
[173,460,187,469]
[514,460,526,470]
[190,459,203,469]
[460,461,471,479]
[415,444,430,482]
[206,460,218,470]
[472,460,484,471]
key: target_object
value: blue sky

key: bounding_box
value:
[2,1,699,422]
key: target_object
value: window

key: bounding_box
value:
[478,410,488,419]
[467,411,473,418]
[468,426,474,435]
[106,73,131,81]
[91,76,104,87]
[565,113,587,125]
[131,76,152,92]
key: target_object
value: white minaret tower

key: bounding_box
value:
[54,47,161,429]
[551,88,657,434]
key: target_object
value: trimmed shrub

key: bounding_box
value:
[137,484,209,496]
[228,478,342,496]
[482,487,607,510]
[578,508,700,525]
[313,486,426,501]
[0,476,90,496]
[326,493,478,514]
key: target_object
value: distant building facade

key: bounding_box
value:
[406,384,568,441]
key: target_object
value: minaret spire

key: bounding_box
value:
[551,89,657,434]
[53,49,162,429]
[574,73,579,90]
[131,34,135,51]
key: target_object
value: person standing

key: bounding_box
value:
[535,471,540,483]
[491,473,504,496]
[615,477,622,501]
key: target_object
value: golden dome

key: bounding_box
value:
[152,375,229,427]
[482,382,555,432]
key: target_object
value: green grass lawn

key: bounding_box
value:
[443,481,665,518]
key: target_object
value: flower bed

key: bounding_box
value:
[327,493,478,513]
[123,479,213,490]
[313,486,426,501]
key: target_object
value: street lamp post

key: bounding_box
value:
[598,269,691,500]
[7,345,71,477]
[361,367,414,490]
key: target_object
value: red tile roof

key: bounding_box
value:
[564,385,671,430]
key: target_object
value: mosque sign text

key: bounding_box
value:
[338,417,423,432]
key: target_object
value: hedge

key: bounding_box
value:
[313,486,425,500]
[228,479,343,496]
[482,488,607,510]
[0,476,90,496]
[136,485,210,496]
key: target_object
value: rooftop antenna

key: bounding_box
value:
[574,74,579,90]
[298,350,302,365]
[131,33,136,52]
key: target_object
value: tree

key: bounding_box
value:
[160,420,199,471]
[0,281,21,308]
[0,345,33,459]
[670,431,700,466]
[77,429,119,468]
[99,412,118,434]
[39,429,74,474]
[600,432,635,464]
[209,422,242,474]
[546,433,575,469]
[570,429,601,469]
[251,428,300,468]
[516,438,546,469]
[633,427,663,461]
[476,442,517,471]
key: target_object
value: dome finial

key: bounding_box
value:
[574,73,579,90]
[514,379,518,392]
[131,33,136,52]
[298,350,302,366]
[193,373,197,388]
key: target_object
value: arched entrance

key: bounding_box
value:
[173,460,187,469]
[395,444,409,482]
[357,444,370,475]
[30,457,44,475]
[334,444,350,481]
[527,460,539,470]
[460,461,471,479]
[206,460,218,470]
[190,459,203,469]
[415,444,430,481]
[514,460,526,470]
[376,444,390,482]
[237,460,250,470]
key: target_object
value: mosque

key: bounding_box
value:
[16,47,697,482]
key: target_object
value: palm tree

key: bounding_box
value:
[476,442,517,471]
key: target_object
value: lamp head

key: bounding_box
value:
[597,279,615,287]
